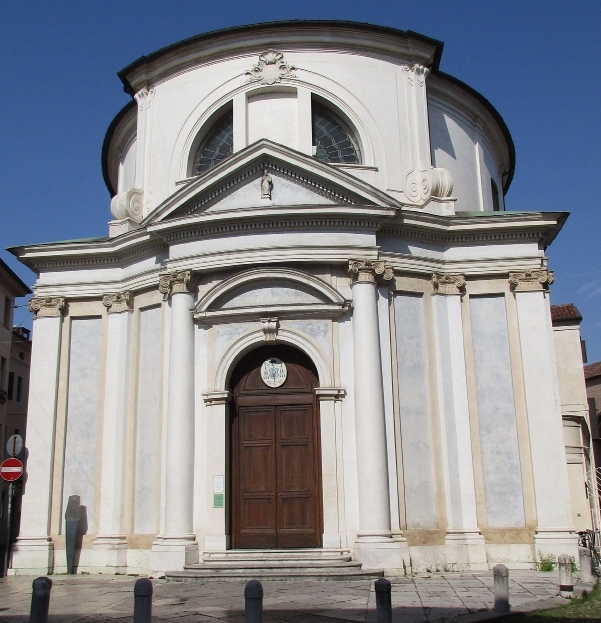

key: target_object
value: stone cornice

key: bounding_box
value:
[159,270,193,300]
[29,296,65,318]
[431,273,466,295]
[102,291,133,313]
[509,269,554,292]
[348,259,394,284]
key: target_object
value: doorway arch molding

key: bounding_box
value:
[213,328,334,392]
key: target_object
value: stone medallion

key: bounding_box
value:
[261,358,287,388]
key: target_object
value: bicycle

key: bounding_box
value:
[577,529,601,576]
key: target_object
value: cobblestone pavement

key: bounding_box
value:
[0,571,579,623]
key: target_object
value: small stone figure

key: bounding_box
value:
[261,168,273,199]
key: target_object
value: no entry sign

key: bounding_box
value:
[0,457,23,482]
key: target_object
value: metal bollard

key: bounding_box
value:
[374,578,392,623]
[493,564,510,613]
[29,577,52,623]
[578,547,594,584]
[133,578,153,623]
[244,580,263,623]
[558,554,573,598]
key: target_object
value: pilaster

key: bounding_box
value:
[431,274,487,570]
[10,297,65,575]
[92,292,133,572]
[510,270,577,560]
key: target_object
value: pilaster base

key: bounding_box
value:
[8,537,54,575]
[354,534,410,575]
[91,535,128,573]
[445,530,488,571]
[151,535,199,574]
[323,533,348,549]
[534,529,578,562]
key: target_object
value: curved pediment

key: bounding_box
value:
[194,267,350,323]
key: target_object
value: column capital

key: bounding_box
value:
[509,269,554,291]
[431,273,465,295]
[102,291,133,314]
[159,270,194,300]
[28,296,65,318]
[348,259,394,284]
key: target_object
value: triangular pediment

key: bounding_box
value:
[145,140,402,225]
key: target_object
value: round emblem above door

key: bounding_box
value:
[261,358,287,388]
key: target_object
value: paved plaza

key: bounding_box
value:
[0,571,587,623]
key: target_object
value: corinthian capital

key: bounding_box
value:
[159,270,192,300]
[102,291,132,314]
[431,273,466,295]
[28,296,65,317]
[348,259,394,284]
[508,269,554,291]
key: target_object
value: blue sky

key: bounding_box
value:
[1,2,600,360]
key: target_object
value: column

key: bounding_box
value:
[92,292,132,572]
[431,273,487,570]
[348,259,408,574]
[151,271,199,572]
[510,270,578,560]
[10,297,65,575]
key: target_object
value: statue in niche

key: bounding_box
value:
[261,167,273,199]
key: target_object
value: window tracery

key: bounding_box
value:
[312,103,361,164]
[193,110,233,174]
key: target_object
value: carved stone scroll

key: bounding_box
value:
[348,259,394,284]
[431,273,466,295]
[508,269,554,291]
[28,296,65,318]
[159,270,192,300]
[102,291,132,314]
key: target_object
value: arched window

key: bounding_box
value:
[491,178,500,211]
[312,102,361,164]
[193,110,233,174]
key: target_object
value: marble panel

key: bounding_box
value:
[134,306,162,534]
[394,294,437,529]
[63,317,102,533]
[218,282,323,308]
[470,295,525,528]
[281,319,331,355]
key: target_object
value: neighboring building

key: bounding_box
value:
[7,22,583,577]
[550,304,600,532]
[584,360,601,503]
[0,259,31,575]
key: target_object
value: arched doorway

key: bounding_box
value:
[230,345,322,549]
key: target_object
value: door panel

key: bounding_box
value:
[232,350,321,549]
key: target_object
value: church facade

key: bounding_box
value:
[9,22,594,576]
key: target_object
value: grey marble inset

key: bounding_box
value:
[63,317,102,533]
[470,295,525,527]
[394,293,437,529]
[134,306,162,534]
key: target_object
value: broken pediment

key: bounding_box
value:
[145,140,402,226]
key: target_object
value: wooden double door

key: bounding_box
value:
[231,347,322,549]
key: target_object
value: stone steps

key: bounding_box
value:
[165,549,384,582]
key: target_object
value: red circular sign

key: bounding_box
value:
[0,457,23,482]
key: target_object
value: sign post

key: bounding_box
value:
[1,457,23,576]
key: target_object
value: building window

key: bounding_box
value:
[312,102,361,164]
[16,376,23,404]
[3,296,11,327]
[491,179,500,211]
[7,372,14,401]
[0,357,5,389]
[193,110,234,175]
